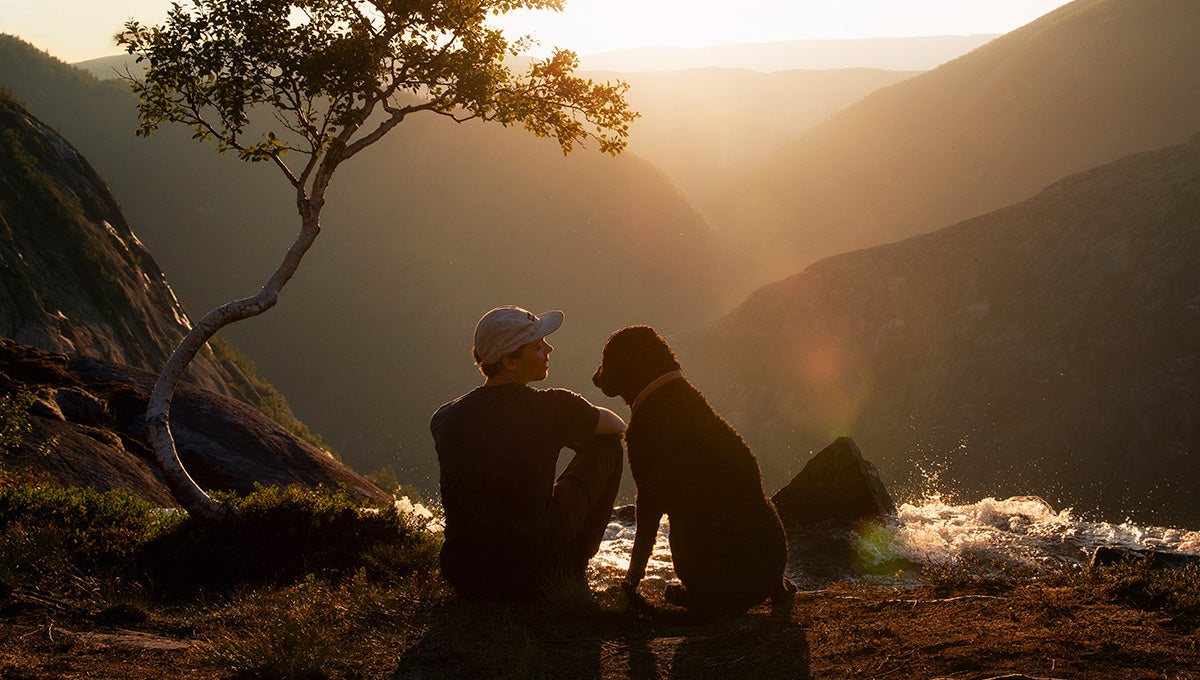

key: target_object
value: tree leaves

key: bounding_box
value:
[119,0,637,189]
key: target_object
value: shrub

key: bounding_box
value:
[0,484,176,582]
[0,389,36,453]
[140,484,441,595]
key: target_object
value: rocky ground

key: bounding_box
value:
[3,575,1197,680]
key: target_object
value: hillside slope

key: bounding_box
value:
[69,50,916,222]
[0,90,235,395]
[685,135,1200,527]
[714,0,1200,286]
[0,91,385,503]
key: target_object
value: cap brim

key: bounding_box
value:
[534,310,564,340]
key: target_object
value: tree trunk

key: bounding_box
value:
[146,211,322,522]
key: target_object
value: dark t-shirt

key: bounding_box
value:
[431,383,599,599]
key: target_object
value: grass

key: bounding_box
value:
[3,481,1199,680]
[1043,558,1200,623]
[0,482,446,679]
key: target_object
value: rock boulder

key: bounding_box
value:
[771,436,896,526]
[1,338,391,507]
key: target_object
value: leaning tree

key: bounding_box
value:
[119,0,636,522]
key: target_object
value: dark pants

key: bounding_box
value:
[545,434,624,586]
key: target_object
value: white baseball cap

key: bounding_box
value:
[473,306,564,365]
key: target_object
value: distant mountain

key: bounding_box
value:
[712,0,1200,288]
[683,136,1200,527]
[0,35,736,489]
[71,54,138,81]
[74,36,992,80]
[579,35,999,73]
[603,68,916,208]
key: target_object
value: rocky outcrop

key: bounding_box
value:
[769,438,903,587]
[1,338,390,507]
[771,437,896,527]
[0,89,244,398]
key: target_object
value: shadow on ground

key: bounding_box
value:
[392,591,811,680]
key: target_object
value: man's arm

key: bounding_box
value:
[595,406,627,435]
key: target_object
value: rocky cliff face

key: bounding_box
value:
[685,135,1200,527]
[0,90,238,395]
[0,91,386,504]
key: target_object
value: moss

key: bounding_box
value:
[0,389,36,454]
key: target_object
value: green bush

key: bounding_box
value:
[140,484,441,595]
[0,484,177,583]
[0,389,36,453]
[0,481,441,600]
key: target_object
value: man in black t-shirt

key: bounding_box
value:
[431,306,626,600]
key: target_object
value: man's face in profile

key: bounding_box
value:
[506,337,553,384]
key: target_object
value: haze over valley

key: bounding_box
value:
[2,0,1199,526]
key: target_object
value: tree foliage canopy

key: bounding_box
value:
[119,0,636,190]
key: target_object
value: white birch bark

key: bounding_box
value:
[146,208,322,522]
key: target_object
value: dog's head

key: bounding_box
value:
[593,325,682,406]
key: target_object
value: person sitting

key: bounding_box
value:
[431,305,627,600]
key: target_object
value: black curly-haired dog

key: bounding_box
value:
[593,325,793,616]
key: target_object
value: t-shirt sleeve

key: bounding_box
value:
[541,388,601,450]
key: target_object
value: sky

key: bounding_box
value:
[2,0,1077,64]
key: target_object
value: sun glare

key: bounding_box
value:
[490,0,1075,58]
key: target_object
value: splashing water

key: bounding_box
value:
[889,495,1200,571]
[587,495,1200,590]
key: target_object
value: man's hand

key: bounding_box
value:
[596,406,627,435]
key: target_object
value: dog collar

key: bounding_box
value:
[631,370,684,412]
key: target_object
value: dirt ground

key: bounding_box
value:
[3,579,1198,679]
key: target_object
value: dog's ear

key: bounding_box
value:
[623,326,681,375]
[595,326,681,403]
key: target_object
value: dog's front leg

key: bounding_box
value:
[622,501,663,602]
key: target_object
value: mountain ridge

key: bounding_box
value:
[578,35,999,72]
[685,134,1200,526]
[712,0,1200,288]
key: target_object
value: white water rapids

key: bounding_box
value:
[584,495,1200,590]
[396,494,1200,591]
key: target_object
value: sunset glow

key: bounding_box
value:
[3,0,1075,64]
